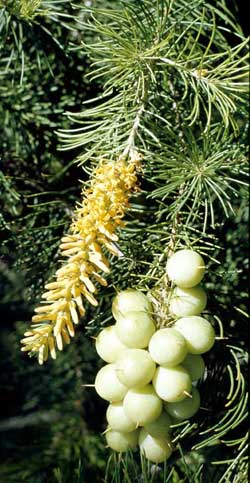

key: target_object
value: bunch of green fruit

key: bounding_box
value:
[94,250,215,464]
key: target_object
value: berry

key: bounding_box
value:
[165,387,200,420]
[95,325,127,363]
[123,385,162,426]
[116,349,156,388]
[149,328,187,366]
[166,249,205,288]
[170,285,207,317]
[139,428,172,463]
[112,289,152,319]
[182,353,205,381]
[95,364,127,402]
[116,311,155,348]
[106,428,139,452]
[174,316,215,354]
[106,402,137,432]
[153,365,192,402]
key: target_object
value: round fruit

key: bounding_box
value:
[94,364,127,402]
[170,285,207,317]
[95,325,127,363]
[153,365,192,402]
[166,249,205,288]
[182,354,205,381]
[115,349,156,388]
[139,428,173,463]
[116,311,155,349]
[174,316,215,354]
[149,328,187,366]
[112,289,152,320]
[106,402,137,432]
[123,385,162,426]
[106,427,139,452]
[165,387,200,420]
[145,411,172,439]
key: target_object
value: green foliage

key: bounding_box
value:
[0,0,42,20]
[0,0,76,83]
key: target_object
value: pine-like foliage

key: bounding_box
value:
[0,0,248,482]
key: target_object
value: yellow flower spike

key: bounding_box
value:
[21,155,142,363]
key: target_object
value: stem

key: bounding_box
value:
[165,78,186,258]
[120,103,145,159]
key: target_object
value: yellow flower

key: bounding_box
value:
[21,155,142,364]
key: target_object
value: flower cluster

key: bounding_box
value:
[21,156,141,364]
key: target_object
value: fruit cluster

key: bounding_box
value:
[94,250,215,463]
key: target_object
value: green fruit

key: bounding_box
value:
[123,385,162,426]
[153,365,192,402]
[106,427,139,452]
[95,325,127,363]
[94,364,127,402]
[112,289,152,320]
[166,249,205,288]
[116,349,156,388]
[174,316,215,354]
[116,311,155,349]
[139,428,173,463]
[106,402,137,432]
[149,328,187,366]
[182,354,205,381]
[145,411,172,439]
[170,285,207,317]
[165,387,200,420]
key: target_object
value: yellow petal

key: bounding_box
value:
[34,305,54,314]
[51,301,67,313]
[21,336,37,344]
[61,247,81,256]
[56,263,78,276]
[90,242,102,254]
[41,290,64,301]
[79,275,96,293]
[72,292,86,316]
[54,314,64,336]
[32,313,57,323]
[56,333,63,351]
[44,281,64,290]
[61,235,79,243]
[100,238,123,257]
[48,336,57,360]
[62,329,70,345]
[92,272,108,287]
[89,254,110,273]
[65,318,75,337]
[81,288,98,306]
[69,301,79,325]
[99,225,118,241]
[38,345,45,365]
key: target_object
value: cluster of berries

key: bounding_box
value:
[93,250,215,463]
